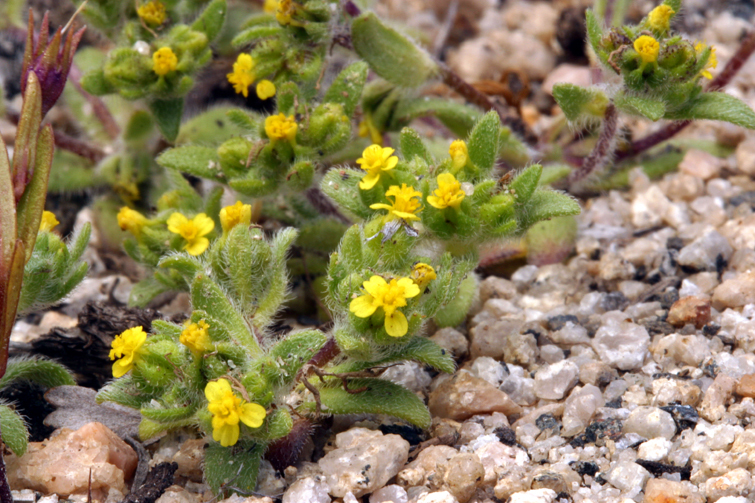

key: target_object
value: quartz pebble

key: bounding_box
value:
[508,489,557,503]
[317,428,409,498]
[699,374,737,422]
[533,360,579,400]
[428,371,522,421]
[677,230,733,272]
[736,373,755,397]
[643,478,704,503]
[712,271,755,310]
[6,422,137,499]
[666,296,712,328]
[623,407,677,440]
[592,313,650,370]
[369,485,408,503]
[282,477,330,503]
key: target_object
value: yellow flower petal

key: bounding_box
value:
[240,402,267,428]
[205,379,231,402]
[213,423,240,447]
[350,294,379,318]
[39,211,59,232]
[256,80,276,100]
[167,213,188,234]
[359,172,380,190]
[363,276,388,297]
[384,311,409,337]
[153,47,178,76]
[396,277,421,298]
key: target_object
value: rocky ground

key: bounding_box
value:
[8,0,755,502]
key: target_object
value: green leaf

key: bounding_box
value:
[433,274,478,328]
[157,146,223,181]
[232,26,284,48]
[96,375,155,409]
[79,69,115,96]
[268,330,327,384]
[159,254,203,281]
[140,402,200,424]
[399,128,433,165]
[585,10,604,57]
[392,97,481,138]
[0,135,15,262]
[314,378,431,429]
[149,98,184,142]
[0,357,75,391]
[0,404,28,456]
[552,84,609,122]
[320,169,372,221]
[665,92,755,129]
[614,93,666,121]
[351,13,438,88]
[539,164,572,186]
[129,276,173,307]
[191,0,227,41]
[191,274,261,355]
[509,164,542,205]
[205,441,265,494]
[323,62,369,118]
[517,190,581,230]
[663,0,681,13]
[467,111,500,175]
[16,125,53,262]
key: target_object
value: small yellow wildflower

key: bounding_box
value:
[39,211,59,232]
[256,80,276,100]
[220,201,252,233]
[276,0,296,25]
[117,207,148,237]
[350,275,420,337]
[357,145,399,190]
[647,5,674,32]
[695,42,718,79]
[634,35,660,64]
[227,53,256,98]
[206,379,266,447]
[137,0,166,27]
[449,140,469,173]
[358,115,383,146]
[427,173,465,210]
[167,213,215,256]
[264,113,298,143]
[410,263,436,290]
[110,326,147,378]
[153,47,178,76]
[369,184,422,223]
[264,0,278,13]
[180,320,213,355]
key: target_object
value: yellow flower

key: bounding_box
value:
[647,5,674,32]
[117,207,148,237]
[349,275,420,337]
[256,80,276,100]
[369,184,422,222]
[39,211,59,232]
[180,320,213,355]
[449,140,468,173]
[167,213,215,255]
[410,263,436,290]
[227,53,256,98]
[153,47,178,76]
[357,145,398,190]
[358,115,383,146]
[265,113,298,143]
[137,0,166,26]
[427,173,465,210]
[206,379,266,447]
[109,326,147,378]
[633,35,660,64]
[276,0,299,26]
[695,42,718,79]
[264,0,278,13]
[220,201,252,233]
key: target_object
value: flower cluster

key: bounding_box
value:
[137,1,167,27]
[227,53,276,100]
[206,379,266,447]
[153,47,178,76]
[109,326,147,378]
[350,275,420,337]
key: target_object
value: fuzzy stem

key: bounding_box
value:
[568,103,618,183]
[614,29,755,163]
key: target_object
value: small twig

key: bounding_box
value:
[432,0,458,58]
[54,130,107,163]
[6,110,107,163]
[69,65,121,140]
[568,103,618,183]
